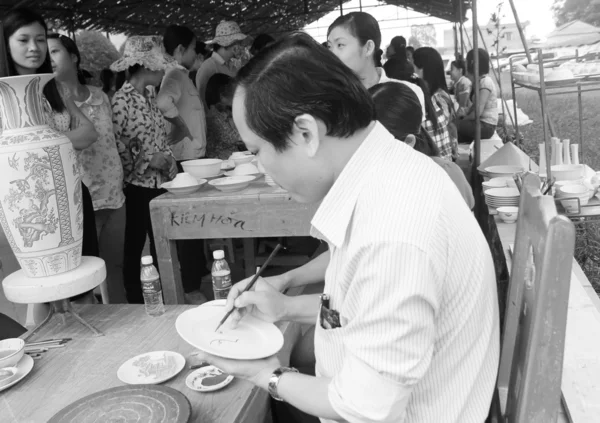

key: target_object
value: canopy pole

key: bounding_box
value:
[507,0,532,64]
[507,0,556,138]
[458,0,465,58]
[339,0,343,16]
[472,0,482,217]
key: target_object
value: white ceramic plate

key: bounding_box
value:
[117,351,185,385]
[186,365,234,392]
[176,300,284,360]
[0,354,34,392]
[161,180,206,195]
[224,171,262,179]
[208,176,254,192]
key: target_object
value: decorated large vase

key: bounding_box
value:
[0,74,83,278]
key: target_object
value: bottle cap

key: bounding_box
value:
[141,256,153,265]
[213,250,225,260]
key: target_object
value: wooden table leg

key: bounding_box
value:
[151,208,185,304]
[243,238,256,278]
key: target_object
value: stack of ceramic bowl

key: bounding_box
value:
[484,187,520,210]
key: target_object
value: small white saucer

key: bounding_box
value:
[186,365,233,392]
[0,354,34,392]
[117,351,185,385]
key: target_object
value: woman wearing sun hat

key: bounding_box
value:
[110,36,178,304]
[195,20,248,106]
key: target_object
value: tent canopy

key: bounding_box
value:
[0,0,469,39]
[542,20,600,48]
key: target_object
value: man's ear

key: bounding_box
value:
[291,114,321,158]
[405,134,416,148]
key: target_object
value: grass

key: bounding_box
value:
[496,71,600,294]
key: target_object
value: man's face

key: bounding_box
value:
[232,88,333,204]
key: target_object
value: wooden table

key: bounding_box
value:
[494,217,600,423]
[0,304,300,423]
[150,178,319,304]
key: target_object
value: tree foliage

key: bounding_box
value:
[76,31,121,75]
[410,24,437,48]
[553,0,600,27]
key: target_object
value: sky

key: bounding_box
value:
[303,0,557,50]
[109,0,557,51]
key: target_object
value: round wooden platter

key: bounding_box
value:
[48,385,191,423]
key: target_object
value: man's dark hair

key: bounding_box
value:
[235,32,375,151]
[163,25,195,56]
[466,48,490,75]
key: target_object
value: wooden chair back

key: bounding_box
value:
[493,173,575,423]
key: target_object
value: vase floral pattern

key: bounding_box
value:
[0,74,83,277]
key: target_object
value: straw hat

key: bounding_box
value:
[110,36,176,72]
[205,21,248,47]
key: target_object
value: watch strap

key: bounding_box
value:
[268,366,299,401]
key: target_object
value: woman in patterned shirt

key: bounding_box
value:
[110,36,177,304]
[48,34,127,303]
[413,47,458,161]
[204,73,241,160]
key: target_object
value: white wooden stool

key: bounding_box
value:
[2,256,106,340]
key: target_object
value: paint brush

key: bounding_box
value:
[214,243,283,332]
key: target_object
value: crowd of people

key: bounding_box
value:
[2,7,501,422]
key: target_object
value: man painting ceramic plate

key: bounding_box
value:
[194,33,500,423]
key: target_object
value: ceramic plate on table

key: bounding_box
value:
[161,180,206,195]
[176,300,284,360]
[117,351,185,385]
[0,354,34,392]
[186,365,234,392]
[48,385,191,423]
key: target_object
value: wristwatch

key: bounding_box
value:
[268,367,299,401]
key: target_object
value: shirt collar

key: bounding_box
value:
[311,122,394,248]
[377,67,390,83]
[212,52,226,65]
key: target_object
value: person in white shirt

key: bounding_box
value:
[193,33,500,423]
[157,25,210,302]
[195,20,247,107]
[326,11,426,120]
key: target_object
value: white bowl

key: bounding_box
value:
[551,164,584,181]
[232,155,255,166]
[229,163,260,176]
[485,165,524,179]
[489,176,517,187]
[181,159,223,179]
[0,338,25,368]
[230,151,252,158]
[483,180,506,192]
[209,176,255,192]
[170,172,198,187]
[497,206,519,223]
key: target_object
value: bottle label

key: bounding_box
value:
[212,270,232,290]
[142,277,161,294]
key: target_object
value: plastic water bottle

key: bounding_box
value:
[140,256,165,316]
[212,250,232,300]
